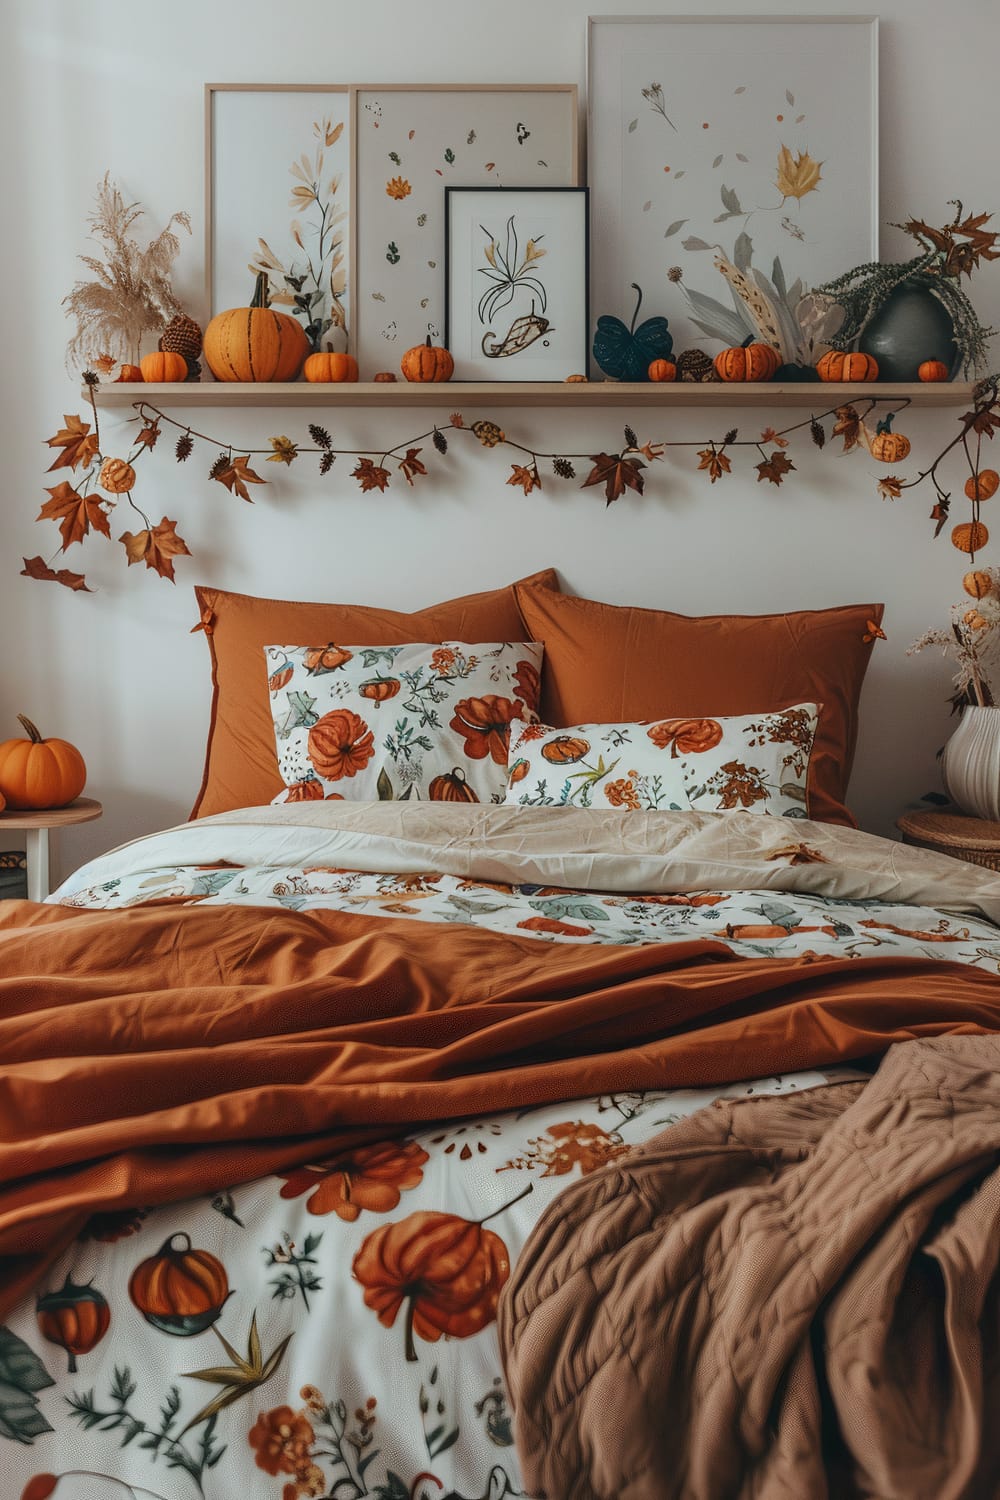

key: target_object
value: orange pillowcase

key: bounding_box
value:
[514,585,883,827]
[191,569,559,817]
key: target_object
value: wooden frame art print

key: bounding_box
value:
[587,16,879,368]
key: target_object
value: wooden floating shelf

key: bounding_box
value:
[88,380,977,410]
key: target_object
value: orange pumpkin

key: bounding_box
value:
[303,351,359,383]
[647,718,724,757]
[139,350,188,383]
[374,371,398,382]
[0,715,86,809]
[303,643,353,674]
[965,469,999,502]
[129,1232,231,1336]
[963,570,994,599]
[868,415,911,464]
[952,521,990,555]
[98,456,136,493]
[428,767,480,802]
[564,373,588,382]
[114,363,145,383]
[815,350,879,382]
[647,358,678,382]
[918,359,950,382]
[36,1276,110,1372]
[713,343,781,382]
[203,272,309,382]
[508,757,530,785]
[541,735,591,765]
[358,675,401,705]
[400,335,454,383]
[286,778,324,801]
[308,709,375,781]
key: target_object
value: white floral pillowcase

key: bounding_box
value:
[504,704,820,817]
[266,641,543,804]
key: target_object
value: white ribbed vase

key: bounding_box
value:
[941,705,1000,820]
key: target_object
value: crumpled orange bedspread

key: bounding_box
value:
[0,897,997,1319]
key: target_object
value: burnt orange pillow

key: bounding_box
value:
[191,569,559,817]
[514,586,883,826]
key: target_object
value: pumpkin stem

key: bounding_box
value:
[425,334,433,348]
[16,715,43,743]
[876,411,895,433]
[629,283,644,335]
[250,271,270,310]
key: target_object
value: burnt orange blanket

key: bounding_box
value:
[0,897,998,1320]
[499,1032,1000,1500]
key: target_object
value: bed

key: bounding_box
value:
[3,576,999,1500]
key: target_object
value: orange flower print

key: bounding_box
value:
[248,1405,315,1477]
[353,1206,515,1361]
[307,708,375,781]
[450,695,524,764]
[430,646,457,674]
[285,778,324,802]
[513,658,541,710]
[647,717,723,757]
[707,760,771,809]
[500,1121,630,1177]
[386,175,412,200]
[513,721,549,745]
[603,777,641,810]
[278,1139,430,1220]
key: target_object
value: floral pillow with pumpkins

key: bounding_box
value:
[265,641,543,803]
[504,704,820,816]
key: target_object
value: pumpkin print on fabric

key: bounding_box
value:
[128,1232,231,1337]
[267,641,544,804]
[504,704,819,817]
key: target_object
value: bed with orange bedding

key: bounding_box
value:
[2,801,999,1500]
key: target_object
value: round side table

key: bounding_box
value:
[0,797,103,900]
[896,807,1000,871]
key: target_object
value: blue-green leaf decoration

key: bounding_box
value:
[592,283,673,381]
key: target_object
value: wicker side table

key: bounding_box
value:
[896,808,1000,871]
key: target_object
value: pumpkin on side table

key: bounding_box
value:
[0,716,86,809]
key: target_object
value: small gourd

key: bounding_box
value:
[114,363,145,383]
[713,342,781,382]
[203,271,309,383]
[918,359,950,382]
[401,334,454,383]
[99,457,136,493]
[952,520,990,555]
[868,413,911,464]
[541,735,591,765]
[647,358,677,382]
[303,351,359,383]
[139,350,188,383]
[0,715,86,810]
[374,371,398,382]
[564,373,588,383]
[592,284,673,383]
[129,1232,232,1337]
[816,350,879,382]
[965,470,999,502]
[428,768,480,802]
[963,570,994,599]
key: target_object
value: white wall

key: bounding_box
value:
[2,0,999,882]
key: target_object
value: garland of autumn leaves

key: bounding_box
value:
[26,372,1000,590]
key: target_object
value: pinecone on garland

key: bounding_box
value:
[160,312,203,362]
[675,349,720,382]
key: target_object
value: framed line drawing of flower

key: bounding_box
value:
[205,84,351,355]
[587,17,878,368]
[445,187,589,381]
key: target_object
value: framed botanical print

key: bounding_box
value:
[587,16,879,367]
[445,186,589,381]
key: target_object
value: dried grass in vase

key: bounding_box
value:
[909,568,1000,710]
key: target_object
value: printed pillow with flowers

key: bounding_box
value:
[266,641,543,804]
[504,704,820,817]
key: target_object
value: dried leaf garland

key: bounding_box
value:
[119,517,191,581]
[21,556,92,591]
[38,481,111,549]
[755,450,796,486]
[582,452,646,506]
[507,463,541,495]
[214,456,266,501]
[46,415,100,473]
[175,432,194,462]
[697,447,732,483]
[267,436,299,466]
[353,457,392,492]
[878,476,904,501]
[397,448,427,486]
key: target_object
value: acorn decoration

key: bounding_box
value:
[675,349,720,383]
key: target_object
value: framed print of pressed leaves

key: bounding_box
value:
[587,17,878,370]
[205,84,352,355]
[355,85,579,377]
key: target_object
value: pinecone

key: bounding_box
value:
[675,349,720,382]
[160,312,203,361]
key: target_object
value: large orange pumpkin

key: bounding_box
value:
[713,343,781,382]
[139,350,188,383]
[128,1232,231,1336]
[400,335,454,382]
[816,350,879,382]
[0,715,86,809]
[36,1276,110,1372]
[203,272,309,382]
[303,351,359,382]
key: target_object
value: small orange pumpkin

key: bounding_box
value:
[965,470,999,502]
[98,456,137,493]
[868,414,911,464]
[918,359,949,382]
[374,371,398,382]
[203,271,309,383]
[508,757,530,785]
[129,1232,231,1336]
[647,358,678,382]
[114,363,145,383]
[952,520,990,555]
[963,570,994,599]
[713,343,781,382]
[303,351,359,383]
[564,373,589,382]
[541,735,591,765]
[36,1276,110,1372]
[358,676,401,705]
[428,767,480,802]
[303,643,353,674]
[139,350,188,383]
[401,334,454,383]
[815,350,879,382]
[0,715,86,810]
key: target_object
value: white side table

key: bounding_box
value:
[0,797,103,901]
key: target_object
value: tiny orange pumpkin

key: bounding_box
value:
[374,371,398,382]
[114,363,145,383]
[401,334,454,383]
[918,359,950,382]
[965,469,1000,502]
[428,768,480,802]
[963,570,994,599]
[952,520,990,555]
[139,350,188,383]
[303,351,360,383]
[648,358,678,382]
[713,343,781,382]
[868,413,911,464]
[98,456,136,493]
[564,373,589,383]
[815,350,879,382]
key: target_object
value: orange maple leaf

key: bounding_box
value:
[581,451,645,506]
[450,412,465,428]
[37,481,112,550]
[759,426,788,447]
[20,556,92,591]
[119,517,191,582]
[697,447,732,483]
[831,404,864,453]
[353,457,392,492]
[397,447,427,486]
[133,421,161,451]
[639,440,665,462]
[965,405,1000,439]
[755,450,796,486]
[45,414,100,473]
[92,354,117,375]
[506,463,540,495]
[214,455,267,502]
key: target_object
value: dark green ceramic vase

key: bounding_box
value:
[859,280,958,380]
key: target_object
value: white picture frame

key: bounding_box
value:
[445,186,589,381]
[587,15,879,368]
